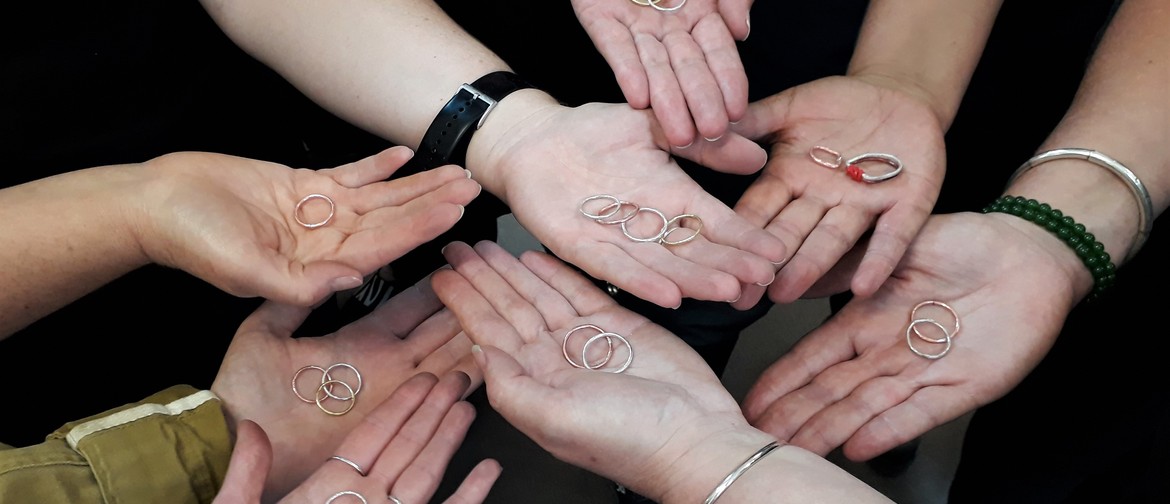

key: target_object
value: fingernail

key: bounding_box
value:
[672,301,683,310]
[471,345,487,367]
[771,257,788,267]
[744,14,751,41]
[727,294,742,303]
[676,140,694,149]
[730,120,740,125]
[756,271,777,287]
[330,276,363,291]
[440,243,450,255]
[457,205,466,220]
[464,169,473,179]
[704,135,723,142]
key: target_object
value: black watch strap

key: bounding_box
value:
[415,71,534,169]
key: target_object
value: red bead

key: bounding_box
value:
[846,164,864,182]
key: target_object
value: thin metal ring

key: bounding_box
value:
[910,301,960,343]
[583,332,633,373]
[595,201,640,225]
[328,455,367,477]
[809,145,844,169]
[326,491,368,504]
[650,0,686,12]
[387,496,404,504]
[629,0,661,5]
[295,193,336,229]
[579,195,622,220]
[563,324,613,369]
[316,380,357,416]
[845,152,903,183]
[660,214,702,245]
[906,319,952,360]
[620,207,669,243]
[293,365,334,403]
[323,363,363,400]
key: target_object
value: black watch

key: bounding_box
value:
[415,71,534,169]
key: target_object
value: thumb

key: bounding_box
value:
[213,420,272,504]
[731,91,793,143]
[471,345,555,424]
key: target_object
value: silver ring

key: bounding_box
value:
[660,214,702,245]
[906,318,952,360]
[579,195,622,220]
[323,363,363,400]
[316,379,357,416]
[295,193,336,229]
[909,301,960,343]
[845,152,903,183]
[595,201,640,225]
[328,455,367,477]
[563,324,612,369]
[650,0,686,11]
[326,491,368,504]
[583,332,633,373]
[620,207,669,243]
[387,496,404,504]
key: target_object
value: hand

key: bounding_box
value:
[431,240,758,500]
[481,100,782,309]
[742,212,1085,461]
[210,271,479,498]
[214,371,501,504]
[139,146,480,306]
[571,0,752,146]
[730,76,945,306]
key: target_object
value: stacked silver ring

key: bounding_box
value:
[292,363,364,416]
[629,0,687,12]
[562,324,634,374]
[579,194,702,245]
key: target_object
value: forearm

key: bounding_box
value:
[1005,0,1169,278]
[848,0,1003,130]
[0,165,151,338]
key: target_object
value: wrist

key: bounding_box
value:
[654,426,778,504]
[463,88,562,201]
[848,69,956,131]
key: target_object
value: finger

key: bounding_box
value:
[789,375,917,457]
[418,332,482,393]
[733,171,793,229]
[635,32,694,147]
[443,241,550,336]
[620,239,743,303]
[441,459,503,504]
[369,371,472,483]
[673,133,768,175]
[391,400,478,504]
[741,318,858,422]
[662,30,728,142]
[579,17,649,108]
[665,231,777,289]
[762,195,832,268]
[718,0,754,40]
[432,256,530,352]
[330,372,440,479]
[559,240,684,309]
[324,145,416,188]
[844,385,977,462]
[683,198,788,268]
[731,91,792,142]
[344,270,444,338]
[693,15,748,122]
[730,282,769,311]
[771,204,870,303]
[518,250,616,317]
[350,164,474,214]
[850,201,930,297]
[234,300,313,339]
[212,420,271,504]
[472,344,563,429]
[473,240,582,328]
[340,183,477,267]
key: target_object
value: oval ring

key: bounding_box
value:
[583,332,633,373]
[650,0,686,12]
[563,324,613,369]
[620,207,669,243]
[292,365,333,403]
[595,201,640,225]
[294,193,335,229]
[326,491,368,504]
[809,145,844,169]
[579,195,622,220]
[845,152,904,183]
[322,363,363,400]
[906,318,952,360]
[909,300,960,344]
[328,455,367,477]
[316,379,357,416]
[660,214,702,245]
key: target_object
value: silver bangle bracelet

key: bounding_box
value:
[1007,148,1154,262]
[703,441,781,504]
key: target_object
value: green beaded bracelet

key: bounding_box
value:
[982,195,1116,302]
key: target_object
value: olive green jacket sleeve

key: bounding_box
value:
[0,385,233,503]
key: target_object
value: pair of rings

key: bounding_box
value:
[563,324,634,374]
[579,194,702,245]
[905,300,961,360]
[808,146,904,184]
[295,193,336,229]
[324,490,404,504]
[293,363,364,416]
[629,0,687,12]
